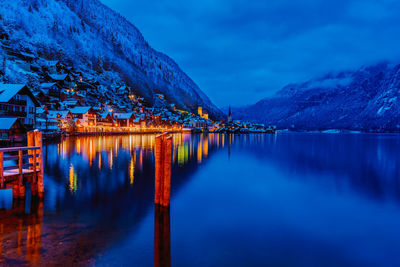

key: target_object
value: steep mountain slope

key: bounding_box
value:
[234,62,400,131]
[0,0,223,118]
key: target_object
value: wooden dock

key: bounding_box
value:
[0,130,44,198]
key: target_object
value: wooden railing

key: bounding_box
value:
[0,130,44,198]
[0,146,40,186]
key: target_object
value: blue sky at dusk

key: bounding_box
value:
[101,0,400,107]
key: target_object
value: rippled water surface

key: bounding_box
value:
[1,133,400,266]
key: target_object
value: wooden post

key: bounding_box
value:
[155,135,163,204]
[31,148,38,196]
[154,205,171,267]
[0,152,3,189]
[32,150,37,180]
[16,150,25,199]
[162,136,172,207]
[27,131,38,196]
[18,150,22,181]
[34,130,44,198]
[27,131,34,170]
[155,133,172,207]
[27,131,35,175]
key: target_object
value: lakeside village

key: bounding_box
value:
[0,44,275,143]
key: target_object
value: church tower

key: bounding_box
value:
[228,105,232,123]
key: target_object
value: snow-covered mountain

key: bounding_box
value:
[234,62,400,131]
[0,0,223,118]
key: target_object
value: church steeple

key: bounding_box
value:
[228,105,232,123]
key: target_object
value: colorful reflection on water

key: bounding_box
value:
[1,133,400,265]
[0,133,218,265]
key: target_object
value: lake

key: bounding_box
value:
[1,133,400,266]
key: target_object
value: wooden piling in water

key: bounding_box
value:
[155,136,163,205]
[154,205,171,267]
[162,136,172,207]
[0,152,3,189]
[155,133,172,207]
[34,130,44,198]
[16,150,25,199]
[154,133,172,266]
[27,131,37,196]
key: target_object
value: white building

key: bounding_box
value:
[69,106,96,127]
[0,84,40,128]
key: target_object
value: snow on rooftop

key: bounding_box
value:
[47,110,60,119]
[42,60,59,66]
[47,110,71,119]
[20,52,36,58]
[49,74,68,81]
[99,112,111,119]
[0,84,26,103]
[69,106,91,114]
[114,112,134,119]
[63,98,78,102]
[57,110,71,119]
[40,82,57,88]
[0,118,18,130]
[36,107,46,114]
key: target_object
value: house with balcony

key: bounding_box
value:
[45,73,75,88]
[0,84,40,129]
[0,117,26,142]
[40,59,61,74]
[97,112,114,128]
[132,114,147,128]
[69,106,96,127]
[113,112,134,127]
[61,92,85,105]
[40,82,62,98]
[76,81,96,95]
[47,110,73,131]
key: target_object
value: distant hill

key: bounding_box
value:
[0,0,223,118]
[233,62,400,132]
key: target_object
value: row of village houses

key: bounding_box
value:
[37,106,152,132]
[0,82,271,142]
[0,83,213,141]
[0,37,272,141]
[0,45,272,140]
[0,35,217,140]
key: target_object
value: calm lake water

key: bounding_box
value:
[1,133,400,266]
